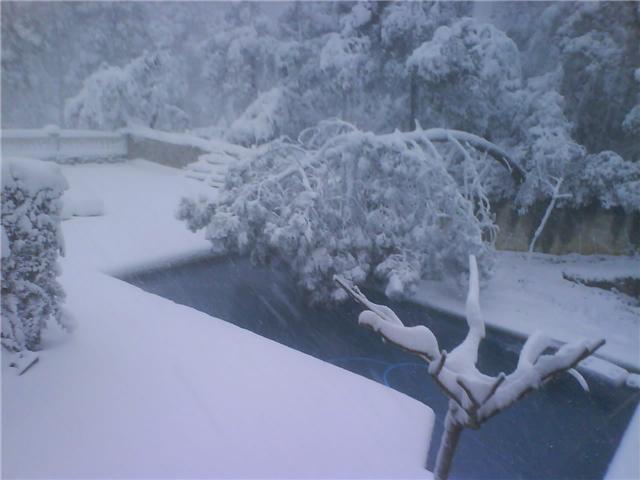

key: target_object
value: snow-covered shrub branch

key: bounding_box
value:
[1,159,68,351]
[336,255,605,480]
[179,122,507,303]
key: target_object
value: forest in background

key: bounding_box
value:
[3,2,639,232]
[3,2,638,156]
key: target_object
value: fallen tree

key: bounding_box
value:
[179,121,513,303]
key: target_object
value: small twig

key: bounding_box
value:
[431,350,448,376]
[334,276,369,310]
[481,372,506,404]
[432,372,470,416]
[456,377,481,410]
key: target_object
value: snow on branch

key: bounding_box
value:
[335,254,605,479]
[180,125,496,304]
[399,126,526,183]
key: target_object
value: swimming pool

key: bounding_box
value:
[122,256,639,479]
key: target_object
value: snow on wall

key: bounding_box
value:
[2,128,127,162]
[126,125,254,170]
[126,133,207,168]
[126,125,250,157]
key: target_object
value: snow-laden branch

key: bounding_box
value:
[335,254,605,480]
[395,125,526,184]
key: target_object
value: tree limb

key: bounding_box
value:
[401,128,526,183]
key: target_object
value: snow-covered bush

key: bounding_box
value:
[566,151,640,212]
[179,123,495,303]
[1,158,67,351]
[225,87,309,146]
[65,51,189,131]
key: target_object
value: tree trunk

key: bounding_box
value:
[528,177,564,261]
[434,408,464,480]
[50,3,65,126]
[409,69,418,131]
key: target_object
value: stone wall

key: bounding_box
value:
[495,202,640,255]
[127,134,205,168]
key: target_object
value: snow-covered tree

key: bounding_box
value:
[510,69,640,217]
[178,121,521,303]
[623,68,640,146]
[510,71,584,209]
[407,17,522,139]
[491,1,640,157]
[304,1,471,133]
[202,4,282,125]
[336,255,604,480]
[2,2,156,128]
[65,51,189,131]
[278,1,341,40]
[552,2,640,155]
[225,87,311,146]
[1,159,67,352]
[566,151,640,213]
[504,68,640,251]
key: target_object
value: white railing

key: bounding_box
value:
[1,128,127,162]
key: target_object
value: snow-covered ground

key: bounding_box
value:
[3,158,638,478]
[412,252,640,371]
[59,160,214,274]
[2,160,435,478]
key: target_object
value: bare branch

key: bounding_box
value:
[457,377,481,410]
[528,177,564,261]
[429,350,448,376]
[401,128,526,183]
[431,370,470,415]
[482,372,506,404]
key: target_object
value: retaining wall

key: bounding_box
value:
[495,202,640,255]
[126,134,206,168]
[1,129,126,162]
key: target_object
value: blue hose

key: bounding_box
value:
[382,362,427,387]
[328,356,427,387]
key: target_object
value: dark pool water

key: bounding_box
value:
[122,256,639,480]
